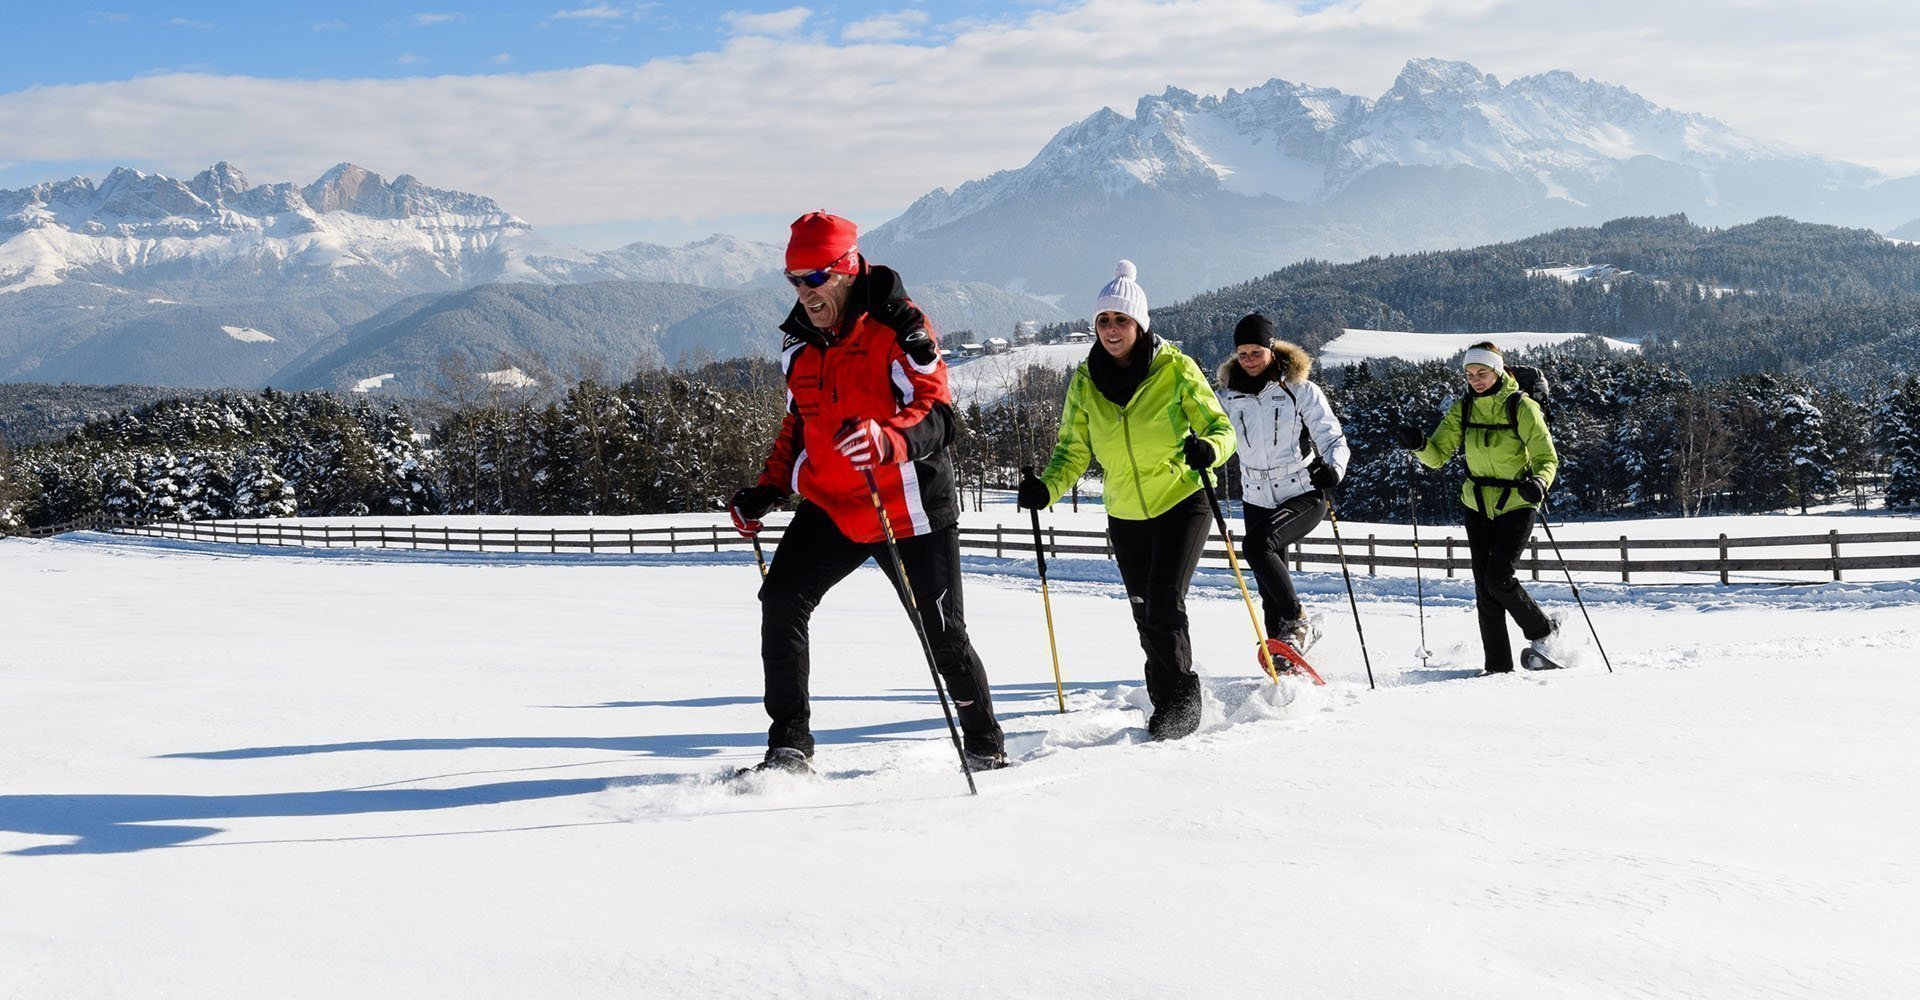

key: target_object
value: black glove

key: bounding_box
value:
[1181,434,1215,470]
[1517,476,1547,504]
[728,484,783,536]
[1309,461,1342,490]
[1395,426,1426,450]
[1016,471,1051,510]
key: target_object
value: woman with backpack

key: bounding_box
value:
[1396,342,1559,673]
[1015,260,1237,741]
[1216,313,1349,656]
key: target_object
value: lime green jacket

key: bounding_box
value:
[1412,371,1559,516]
[1038,340,1236,520]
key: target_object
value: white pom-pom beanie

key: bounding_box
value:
[1093,259,1150,332]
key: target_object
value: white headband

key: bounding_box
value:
[1462,348,1505,374]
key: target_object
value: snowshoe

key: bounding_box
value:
[1520,647,1566,671]
[732,747,814,779]
[1258,638,1327,686]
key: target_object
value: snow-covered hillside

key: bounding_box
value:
[3,509,1915,997]
[1319,328,1640,368]
[946,331,1641,411]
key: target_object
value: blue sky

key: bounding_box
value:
[3,1,1915,248]
[1,3,1042,89]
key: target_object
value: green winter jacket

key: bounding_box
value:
[1038,338,1236,520]
[1413,371,1559,516]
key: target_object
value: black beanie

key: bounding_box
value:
[1233,313,1274,348]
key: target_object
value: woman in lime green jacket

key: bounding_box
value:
[1397,342,1559,673]
[1016,261,1236,740]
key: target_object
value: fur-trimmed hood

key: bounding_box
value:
[1217,339,1312,392]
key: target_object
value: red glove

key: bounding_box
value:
[728,484,782,537]
[833,419,904,471]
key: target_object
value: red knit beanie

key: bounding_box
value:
[786,211,860,273]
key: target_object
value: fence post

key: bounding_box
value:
[513,526,520,553]
[411,525,418,551]
[1048,526,1057,558]
[628,528,635,554]
[995,524,1003,558]
[1620,535,1630,583]
[1719,533,1729,585]
[1446,537,1455,578]
[550,527,558,555]
[669,525,677,553]
[444,525,451,551]
[712,525,720,553]
[1367,533,1376,576]
[1830,529,1842,582]
[324,523,332,548]
[1530,540,1539,581]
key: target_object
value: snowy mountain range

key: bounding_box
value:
[863,58,1920,298]
[6,56,1920,390]
[0,162,783,295]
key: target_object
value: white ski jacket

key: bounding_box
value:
[1216,340,1350,510]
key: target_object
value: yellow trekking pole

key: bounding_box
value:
[1021,466,1067,713]
[1197,467,1281,684]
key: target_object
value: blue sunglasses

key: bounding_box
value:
[785,249,854,288]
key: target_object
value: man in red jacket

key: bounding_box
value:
[728,211,1007,775]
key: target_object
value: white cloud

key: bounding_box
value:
[721,6,811,37]
[6,0,1919,244]
[167,18,215,30]
[408,12,467,27]
[491,53,514,64]
[843,10,930,44]
[395,53,427,65]
[546,3,641,21]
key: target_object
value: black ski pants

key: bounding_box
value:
[1241,490,1327,635]
[1462,503,1553,670]
[759,501,1002,757]
[1107,490,1210,725]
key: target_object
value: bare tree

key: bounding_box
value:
[1671,392,1734,516]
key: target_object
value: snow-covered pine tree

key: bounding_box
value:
[233,449,297,517]
[1879,374,1920,509]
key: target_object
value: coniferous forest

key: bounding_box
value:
[7,214,1920,532]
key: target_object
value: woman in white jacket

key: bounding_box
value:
[1217,314,1350,653]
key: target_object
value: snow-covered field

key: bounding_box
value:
[4,509,1917,998]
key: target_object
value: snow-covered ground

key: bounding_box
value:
[3,510,1917,998]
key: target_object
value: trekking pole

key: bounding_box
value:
[1022,465,1067,713]
[1323,499,1378,690]
[862,469,977,794]
[1407,459,1431,668]
[1533,503,1614,674]
[751,535,768,578]
[1196,468,1282,684]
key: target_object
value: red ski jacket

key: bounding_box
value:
[756,264,959,544]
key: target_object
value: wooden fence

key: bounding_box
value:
[12,512,1920,584]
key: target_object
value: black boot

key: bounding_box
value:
[737,747,813,777]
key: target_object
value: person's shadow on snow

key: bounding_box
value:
[0,684,1113,856]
